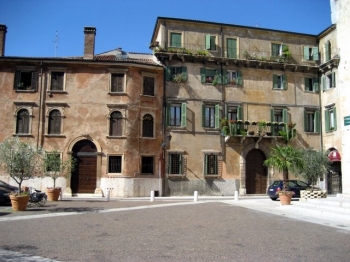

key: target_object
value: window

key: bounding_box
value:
[304,77,319,92]
[226,105,243,121]
[14,70,37,91]
[226,71,242,85]
[142,114,154,137]
[303,46,319,61]
[167,103,186,127]
[304,110,320,133]
[204,154,218,175]
[271,43,282,57]
[143,76,155,96]
[168,153,183,175]
[108,155,122,173]
[325,106,337,132]
[200,68,218,84]
[324,40,331,61]
[16,109,30,134]
[202,104,219,128]
[50,72,65,91]
[109,111,123,136]
[271,108,288,136]
[170,32,182,48]
[48,109,61,135]
[322,72,336,90]
[272,74,287,90]
[165,66,188,82]
[227,38,237,58]
[111,73,124,93]
[205,35,217,51]
[141,156,154,174]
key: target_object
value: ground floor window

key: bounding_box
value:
[141,156,154,174]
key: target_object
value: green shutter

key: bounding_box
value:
[179,154,183,174]
[312,46,319,60]
[313,77,319,92]
[181,103,187,127]
[200,68,206,83]
[237,106,243,120]
[333,107,337,130]
[215,104,220,129]
[215,69,222,85]
[303,46,309,60]
[166,66,171,81]
[332,72,336,87]
[273,74,278,89]
[283,74,288,90]
[270,108,275,136]
[325,41,330,61]
[14,71,20,89]
[182,66,188,81]
[325,109,330,132]
[222,69,228,84]
[227,38,237,58]
[166,104,170,126]
[31,72,37,90]
[304,110,307,132]
[224,104,228,119]
[237,71,243,86]
[304,78,310,91]
[322,75,326,91]
[202,104,206,127]
[282,109,288,123]
[315,110,320,133]
[205,35,211,50]
[168,154,172,174]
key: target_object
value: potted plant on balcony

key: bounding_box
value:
[0,137,44,211]
[264,145,303,205]
[43,150,76,201]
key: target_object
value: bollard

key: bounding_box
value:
[59,190,63,201]
[234,190,239,201]
[194,191,198,202]
[150,191,155,202]
[106,189,110,202]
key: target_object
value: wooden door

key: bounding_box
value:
[71,140,97,194]
[246,149,267,194]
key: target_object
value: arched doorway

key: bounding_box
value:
[246,149,267,194]
[71,139,97,194]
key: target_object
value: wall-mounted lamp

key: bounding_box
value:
[162,133,172,148]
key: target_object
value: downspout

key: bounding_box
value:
[37,60,44,150]
[220,26,225,162]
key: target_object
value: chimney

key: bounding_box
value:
[0,24,7,57]
[83,27,96,59]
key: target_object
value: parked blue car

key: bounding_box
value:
[0,180,17,205]
[267,180,318,201]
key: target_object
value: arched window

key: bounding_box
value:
[110,111,123,136]
[16,109,30,134]
[142,114,154,138]
[48,109,61,135]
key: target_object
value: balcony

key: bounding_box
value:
[153,42,319,73]
[319,48,340,72]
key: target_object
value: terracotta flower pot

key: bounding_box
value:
[279,192,293,205]
[10,194,29,211]
[46,188,61,201]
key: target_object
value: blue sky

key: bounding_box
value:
[0,0,331,57]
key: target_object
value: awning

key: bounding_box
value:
[328,150,341,162]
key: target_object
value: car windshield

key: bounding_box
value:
[0,180,11,187]
[296,181,309,187]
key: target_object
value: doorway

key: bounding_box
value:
[71,140,97,194]
[246,149,267,194]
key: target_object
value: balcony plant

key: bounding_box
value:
[172,73,187,83]
[264,145,303,205]
[43,150,76,201]
[0,137,44,211]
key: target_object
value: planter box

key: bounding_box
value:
[300,190,327,201]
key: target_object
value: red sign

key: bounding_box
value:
[328,150,341,162]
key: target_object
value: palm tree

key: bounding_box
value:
[264,145,303,192]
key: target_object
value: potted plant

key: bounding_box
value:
[264,145,303,205]
[0,137,43,211]
[43,150,76,201]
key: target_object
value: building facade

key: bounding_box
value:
[0,26,164,197]
[150,17,322,196]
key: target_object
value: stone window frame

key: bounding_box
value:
[106,104,127,139]
[107,68,128,95]
[47,67,67,94]
[13,101,35,136]
[141,71,157,97]
[45,102,68,137]
[13,66,38,92]
[107,154,124,176]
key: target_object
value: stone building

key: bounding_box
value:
[150,17,323,196]
[0,25,164,197]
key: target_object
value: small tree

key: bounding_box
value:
[0,137,43,193]
[264,145,304,192]
[43,150,76,188]
[294,149,331,188]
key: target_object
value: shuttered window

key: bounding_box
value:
[142,114,154,138]
[14,71,37,91]
[227,38,237,58]
[304,110,320,133]
[110,111,123,136]
[205,35,216,50]
[50,72,64,91]
[204,154,218,175]
[165,66,188,82]
[48,109,61,135]
[143,76,155,96]
[325,107,337,132]
[170,33,182,48]
[304,77,319,92]
[166,103,187,127]
[111,73,124,93]
[273,74,287,90]
[16,109,30,134]
[168,153,183,175]
[202,104,219,128]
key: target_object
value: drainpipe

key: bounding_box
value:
[37,60,44,149]
[220,26,226,161]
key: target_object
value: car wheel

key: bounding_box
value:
[270,197,278,201]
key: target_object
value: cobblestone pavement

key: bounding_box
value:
[1,197,350,262]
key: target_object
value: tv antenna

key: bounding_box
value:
[52,30,59,57]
